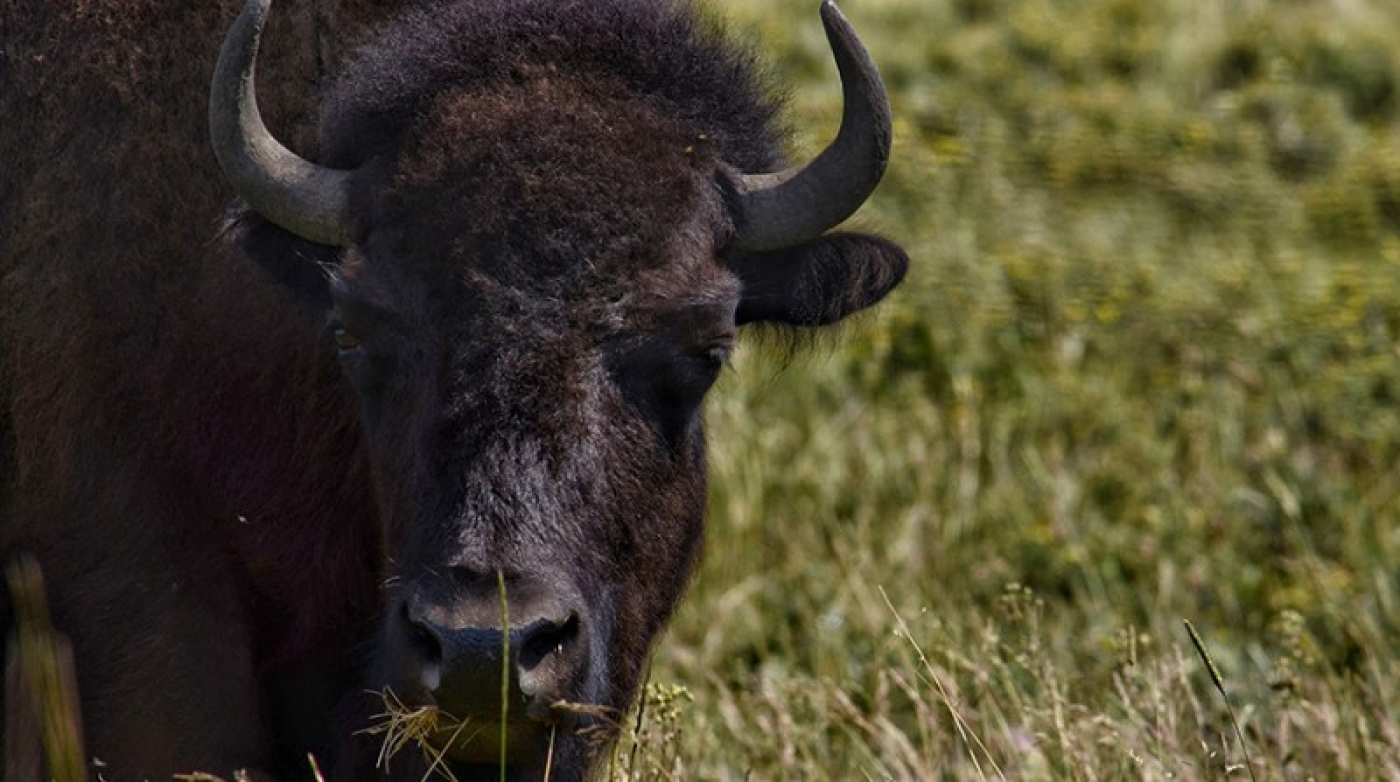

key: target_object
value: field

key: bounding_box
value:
[620,0,1400,778]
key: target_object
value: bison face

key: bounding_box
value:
[212,0,906,776]
[244,77,748,768]
[319,146,737,770]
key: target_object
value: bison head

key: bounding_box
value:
[211,0,906,776]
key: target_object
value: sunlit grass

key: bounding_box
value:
[636,0,1400,778]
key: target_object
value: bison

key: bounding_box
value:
[0,0,907,777]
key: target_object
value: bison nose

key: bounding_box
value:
[398,589,586,720]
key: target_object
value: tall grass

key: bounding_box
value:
[625,0,1400,778]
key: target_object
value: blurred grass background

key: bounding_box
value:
[627,0,1400,778]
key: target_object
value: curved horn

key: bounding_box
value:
[210,0,352,246]
[728,0,892,252]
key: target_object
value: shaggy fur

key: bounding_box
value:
[1,0,907,779]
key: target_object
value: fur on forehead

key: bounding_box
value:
[335,174,740,339]
[317,0,785,176]
[343,75,742,324]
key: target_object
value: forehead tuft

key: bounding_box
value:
[391,78,714,268]
[319,0,784,175]
[346,79,739,331]
[317,0,778,330]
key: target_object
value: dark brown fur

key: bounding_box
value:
[0,0,907,778]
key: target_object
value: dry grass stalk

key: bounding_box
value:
[879,585,1006,782]
[1184,620,1259,782]
[4,555,85,782]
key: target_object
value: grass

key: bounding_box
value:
[1183,619,1257,782]
[618,0,1400,778]
[3,556,85,782]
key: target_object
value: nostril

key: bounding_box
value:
[400,600,444,669]
[517,613,580,674]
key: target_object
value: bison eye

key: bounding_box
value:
[606,336,727,448]
[702,336,735,367]
[331,325,361,353]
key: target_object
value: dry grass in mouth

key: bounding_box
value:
[360,688,487,782]
[363,690,584,781]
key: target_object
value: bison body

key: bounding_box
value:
[0,0,906,777]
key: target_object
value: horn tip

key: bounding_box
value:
[820,0,846,26]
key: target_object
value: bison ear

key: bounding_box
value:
[730,231,908,327]
[223,204,340,311]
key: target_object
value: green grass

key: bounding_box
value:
[623,0,1400,778]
